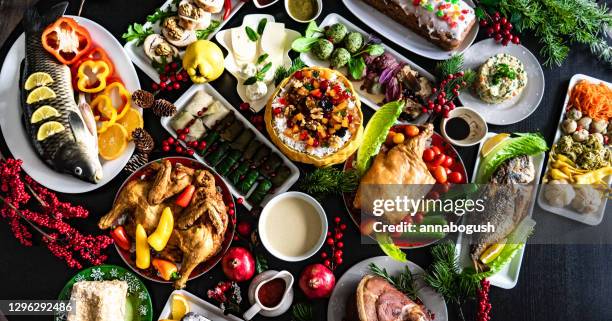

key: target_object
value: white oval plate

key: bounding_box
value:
[0,16,140,193]
[215,14,301,113]
[342,0,478,60]
[327,256,448,321]
[458,39,545,125]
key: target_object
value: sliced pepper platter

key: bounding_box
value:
[0,0,610,321]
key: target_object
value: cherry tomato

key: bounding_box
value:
[442,156,454,168]
[423,148,435,162]
[404,125,420,137]
[436,182,450,194]
[432,166,448,184]
[448,171,464,184]
[385,131,396,145]
[431,145,442,155]
[432,153,447,166]
[446,167,452,175]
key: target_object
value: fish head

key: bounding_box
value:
[55,142,104,183]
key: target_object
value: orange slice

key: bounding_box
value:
[117,108,143,140]
[98,123,128,160]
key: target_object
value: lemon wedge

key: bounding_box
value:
[27,86,56,104]
[24,72,53,90]
[171,294,190,320]
[31,105,60,123]
[479,241,506,264]
[37,121,65,141]
[480,133,510,157]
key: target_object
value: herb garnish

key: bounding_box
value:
[490,63,517,85]
[257,53,269,64]
[122,23,153,45]
[291,303,313,321]
[245,26,259,41]
[255,253,268,274]
[297,167,359,201]
[146,7,176,23]
[275,58,307,85]
[196,20,221,40]
[243,60,272,85]
[291,21,324,52]
[257,18,268,35]
[369,263,420,301]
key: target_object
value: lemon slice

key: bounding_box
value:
[24,72,54,90]
[480,133,510,157]
[31,105,60,123]
[37,121,65,141]
[479,241,506,264]
[117,108,143,139]
[171,294,190,320]
[98,123,128,160]
[26,86,56,104]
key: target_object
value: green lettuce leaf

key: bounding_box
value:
[476,133,548,183]
[376,233,407,262]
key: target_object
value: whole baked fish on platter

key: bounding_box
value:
[19,3,102,183]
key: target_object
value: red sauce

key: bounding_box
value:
[255,0,276,5]
[257,278,286,308]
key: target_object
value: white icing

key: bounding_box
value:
[393,0,475,40]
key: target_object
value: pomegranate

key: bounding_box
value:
[221,247,255,282]
[299,263,336,299]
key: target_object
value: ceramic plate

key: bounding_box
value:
[537,74,611,226]
[111,157,235,284]
[158,290,242,320]
[55,265,153,321]
[0,15,140,193]
[215,14,301,113]
[300,13,435,118]
[458,39,545,125]
[342,0,478,60]
[124,0,244,82]
[327,256,448,321]
[455,132,545,289]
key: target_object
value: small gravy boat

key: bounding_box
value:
[244,270,294,320]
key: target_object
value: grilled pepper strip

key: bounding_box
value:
[77,60,110,93]
[91,95,117,133]
[135,224,150,269]
[147,207,174,252]
[103,82,131,120]
[41,17,92,65]
[110,226,130,251]
[152,258,180,281]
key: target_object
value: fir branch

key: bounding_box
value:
[435,54,465,77]
[369,263,420,301]
[274,58,307,85]
[297,167,359,201]
[291,303,314,321]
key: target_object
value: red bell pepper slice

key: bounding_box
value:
[175,185,196,207]
[41,17,92,65]
[223,0,232,20]
[110,226,131,251]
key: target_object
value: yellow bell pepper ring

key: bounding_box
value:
[135,224,151,269]
[182,40,224,84]
[91,95,117,134]
[77,60,110,93]
[103,82,132,120]
[148,207,174,252]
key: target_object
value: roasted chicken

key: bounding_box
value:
[354,124,436,223]
[99,160,228,288]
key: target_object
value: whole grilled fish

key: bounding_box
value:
[468,155,535,271]
[19,3,102,184]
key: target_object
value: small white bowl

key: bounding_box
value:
[284,0,323,23]
[254,0,279,8]
[440,107,488,147]
[258,192,327,262]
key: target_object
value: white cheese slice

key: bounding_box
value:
[261,22,286,66]
[231,27,257,64]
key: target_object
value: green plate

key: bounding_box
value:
[55,264,153,321]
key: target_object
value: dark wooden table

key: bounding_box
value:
[0,0,611,320]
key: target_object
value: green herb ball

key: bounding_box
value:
[325,23,348,44]
[344,32,363,53]
[312,39,334,60]
[330,48,351,68]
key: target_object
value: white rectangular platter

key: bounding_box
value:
[342,0,478,60]
[537,74,611,226]
[124,0,244,82]
[456,132,545,289]
[158,290,243,321]
[299,13,435,115]
[161,84,300,210]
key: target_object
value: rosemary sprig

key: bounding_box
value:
[297,167,359,201]
[369,263,420,301]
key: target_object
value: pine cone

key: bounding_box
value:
[132,89,155,108]
[152,99,177,117]
[123,152,149,173]
[132,128,154,154]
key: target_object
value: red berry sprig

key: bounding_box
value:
[476,279,492,321]
[161,127,207,156]
[423,71,465,118]
[207,280,243,315]
[151,61,190,93]
[320,216,347,271]
[480,11,520,46]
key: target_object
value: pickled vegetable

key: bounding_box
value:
[261,153,281,177]
[248,179,272,205]
[231,129,254,151]
[271,165,291,187]
[238,169,259,194]
[229,162,250,185]
[221,121,244,141]
[244,140,262,160]
[199,131,220,154]
[253,147,270,165]
[217,150,242,175]
[207,141,230,166]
